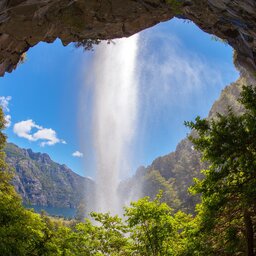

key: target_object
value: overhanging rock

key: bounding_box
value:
[0,0,255,78]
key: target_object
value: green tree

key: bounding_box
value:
[143,170,181,210]
[62,212,130,255]
[74,39,101,51]
[0,108,56,256]
[185,85,256,256]
[125,192,186,256]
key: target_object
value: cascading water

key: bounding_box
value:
[91,34,139,214]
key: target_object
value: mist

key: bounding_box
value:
[90,35,139,214]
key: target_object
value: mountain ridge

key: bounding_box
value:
[5,143,93,208]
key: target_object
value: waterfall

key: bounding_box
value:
[91,34,139,214]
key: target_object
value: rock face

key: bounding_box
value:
[5,143,93,208]
[184,0,256,80]
[0,0,256,78]
[0,0,174,76]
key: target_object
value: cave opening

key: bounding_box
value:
[1,18,239,214]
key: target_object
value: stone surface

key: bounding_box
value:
[184,0,256,80]
[0,0,255,78]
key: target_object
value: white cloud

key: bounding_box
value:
[13,119,66,147]
[13,120,41,141]
[33,128,66,147]
[72,151,83,158]
[0,96,11,112]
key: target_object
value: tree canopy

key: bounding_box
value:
[185,85,256,256]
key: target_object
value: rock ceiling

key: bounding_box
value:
[0,0,255,79]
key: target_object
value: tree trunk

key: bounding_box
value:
[244,209,254,256]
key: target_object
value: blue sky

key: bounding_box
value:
[0,18,239,177]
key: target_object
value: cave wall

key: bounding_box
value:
[0,0,255,78]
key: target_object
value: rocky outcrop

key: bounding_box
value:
[0,1,256,79]
[184,1,256,81]
[0,0,175,76]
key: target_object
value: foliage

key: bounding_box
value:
[0,108,46,255]
[125,192,188,256]
[143,170,181,210]
[185,85,256,255]
[74,39,101,51]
